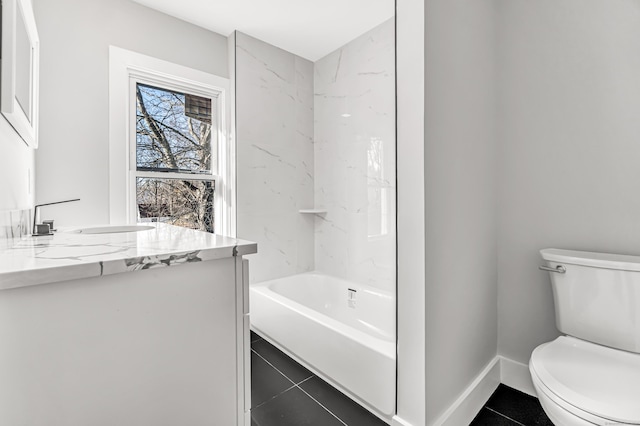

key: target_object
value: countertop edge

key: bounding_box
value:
[0,226,258,291]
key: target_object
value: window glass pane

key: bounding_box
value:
[136,177,214,233]
[135,83,216,174]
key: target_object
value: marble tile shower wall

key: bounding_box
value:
[236,20,395,291]
[0,209,31,248]
[314,19,396,292]
[236,32,315,284]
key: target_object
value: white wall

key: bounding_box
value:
[235,32,315,283]
[496,0,640,365]
[314,19,396,293]
[424,0,497,424]
[395,0,425,423]
[0,117,34,215]
[0,0,35,216]
[396,0,498,423]
[398,1,640,423]
[0,118,34,242]
[33,0,229,226]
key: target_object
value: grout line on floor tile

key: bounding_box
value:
[251,383,298,411]
[294,375,315,387]
[250,341,361,425]
[251,348,296,385]
[485,407,527,426]
[251,341,315,383]
[296,383,349,426]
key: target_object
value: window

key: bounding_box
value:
[133,83,216,232]
[109,47,234,235]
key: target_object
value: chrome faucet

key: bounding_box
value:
[32,199,80,236]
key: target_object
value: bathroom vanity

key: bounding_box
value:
[0,224,256,426]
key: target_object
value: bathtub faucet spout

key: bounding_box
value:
[348,288,357,308]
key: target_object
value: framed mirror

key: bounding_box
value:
[1,0,39,148]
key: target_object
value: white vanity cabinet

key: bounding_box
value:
[0,224,256,426]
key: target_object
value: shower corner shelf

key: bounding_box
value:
[298,209,327,215]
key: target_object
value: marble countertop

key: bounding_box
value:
[0,224,257,290]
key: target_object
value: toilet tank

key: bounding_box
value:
[540,248,640,354]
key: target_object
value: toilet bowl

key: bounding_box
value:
[530,336,640,426]
[532,249,640,426]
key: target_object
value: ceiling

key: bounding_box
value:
[131,0,394,61]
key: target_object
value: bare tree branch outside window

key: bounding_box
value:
[135,83,215,232]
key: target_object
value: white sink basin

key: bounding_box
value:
[76,225,155,234]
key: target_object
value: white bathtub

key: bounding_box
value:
[250,272,396,421]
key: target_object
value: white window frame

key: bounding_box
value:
[109,46,235,236]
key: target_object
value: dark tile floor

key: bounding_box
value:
[470,384,554,426]
[250,331,388,426]
[251,331,553,426]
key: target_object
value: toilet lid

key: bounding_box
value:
[531,336,640,425]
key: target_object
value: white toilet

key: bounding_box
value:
[530,249,640,426]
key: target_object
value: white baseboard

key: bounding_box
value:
[432,357,501,426]
[391,415,415,426]
[424,355,538,426]
[499,356,536,397]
